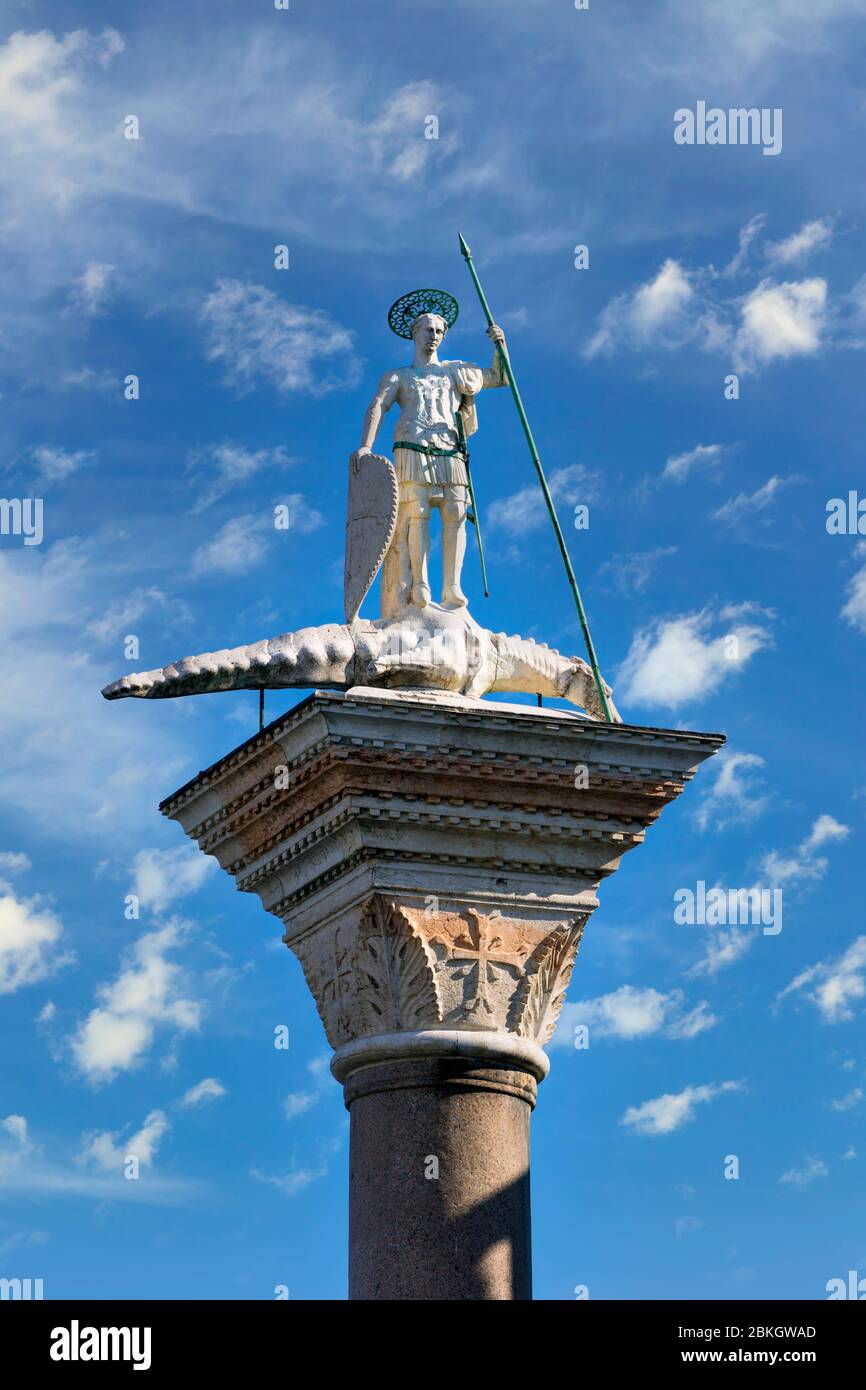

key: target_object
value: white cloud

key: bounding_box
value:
[662,443,726,484]
[85,586,193,644]
[59,366,116,393]
[675,1215,704,1238]
[685,927,757,980]
[632,259,693,333]
[696,750,768,831]
[80,1109,169,1172]
[0,540,190,841]
[599,546,678,595]
[621,1080,743,1136]
[180,1078,226,1108]
[187,442,296,512]
[200,280,359,397]
[0,27,123,150]
[666,1001,719,1039]
[734,278,827,370]
[760,813,849,889]
[582,214,844,375]
[191,513,273,576]
[130,846,215,915]
[655,0,866,80]
[70,920,203,1083]
[0,1230,49,1260]
[368,80,457,181]
[723,214,767,277]
[279,494,326,536]
[712,475,799,527]
[284,1091,319,1120]
[0,886,72,994]
[830,1087,863,1112]
[283,1054,333,1117]
[2,1115,31,1150]
[0,851,31,874]
[553,985,716,1047]
[250,1164,327,1197]
[687,813,848,978]
[780,1156,828,1188]
[29,445,95,486]
[488,465,601,535]
[68,260,114,315]
[0,1112,194,1203]
[776,935,866,1025]
[841,543,866,634]
[618,605,772,709]
[765,219,833,266]
[585,259,693,358]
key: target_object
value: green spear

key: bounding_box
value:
[458,232,614,722]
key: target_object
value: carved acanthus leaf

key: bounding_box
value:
[508,919,586,1043]
[352,897,442,1035]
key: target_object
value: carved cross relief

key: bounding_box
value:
[449,911,524,1017]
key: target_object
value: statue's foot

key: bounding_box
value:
[411,582,431,608]
[442,585,468,608]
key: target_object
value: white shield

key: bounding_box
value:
[344,453,399,622]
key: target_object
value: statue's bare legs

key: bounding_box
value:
[403,482,432,608]
[441,484,468,607]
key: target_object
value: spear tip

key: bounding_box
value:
[457,231,472,259]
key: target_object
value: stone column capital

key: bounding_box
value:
[292,893,585,1071]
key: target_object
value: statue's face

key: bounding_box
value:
[412,313,446,351]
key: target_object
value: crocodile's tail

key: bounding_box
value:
[102,625,357,700]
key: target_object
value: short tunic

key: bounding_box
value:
[387,360,501,487]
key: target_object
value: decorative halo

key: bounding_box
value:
[387,288,459,339]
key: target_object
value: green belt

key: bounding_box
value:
[393,441,466,458]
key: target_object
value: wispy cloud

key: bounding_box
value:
[67,260,114,316]
[765,219,833,266]
[488,464,601,535]
[284,1054,332,1119]
[760,814,849,890]
[187,442,297,512]
[618,603,772,709]
[712,475,801,529]
[695,750,768,831]
[841,543,866,634]
[553,985,716,1048]
[79,1109,170,1172]
[663,443,726,484]
[734,278,828,371]
[830,1087,863,1113]
[599,546,678,595]
[28,445,96,487]
[0,883,73,995]
[780,1156,828,1188]
[130,846,215,915]
[0,1111,196,1204]
[621,1080,744,1136]
[250,1164,328,1197]
[776,935,866,1024]
[585,259,695,359]
[180,1078,227,1109]
[200,280,360,397]
[70,920,203,1084]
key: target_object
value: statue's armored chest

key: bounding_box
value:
[401,369,459,426]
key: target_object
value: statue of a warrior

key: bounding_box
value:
[345,288,506,621]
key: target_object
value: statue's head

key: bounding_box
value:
[410,312,447,351]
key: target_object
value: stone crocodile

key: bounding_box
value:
[101,608,622,722]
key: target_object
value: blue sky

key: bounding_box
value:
[1,0,865,1300]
